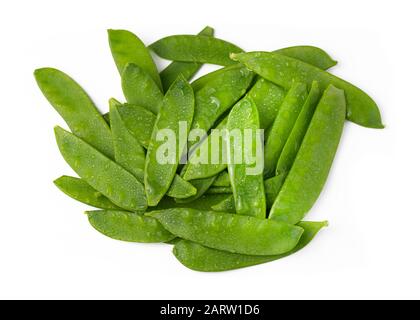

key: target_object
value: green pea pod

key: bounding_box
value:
[264,83,308,178]
[108,29,162,91]
[247,78,286,130]
[87,210,174,243]
[212,171,230,187]
[34,68,114,158]
[274,46,337,70]
[276,81,321,179]
[54,176,121,210]
[109,99,146,182]
[167,175,197,199]
[191,65,254,138]
[148,208,304,255]
[232,51,383,129]
[175,175,217,204]
[173,221,327,272]
[154,194,232,211]
[183,117,228,181]
[55,126,147,212]
[117,104,156,148]
[145,76,195,206]
[160,26,214,92]
[122,63,163,114]
[269,85,346,224]
[206,187,232,194]
[227,97,266,218]
[150,35,243,66]
[211,195,236,214]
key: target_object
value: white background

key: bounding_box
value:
[0,0,419,300]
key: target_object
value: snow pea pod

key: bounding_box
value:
[160,26,214,92]
[109,99,146,182]
[145,76,195,206]
[150,35,243,66]
[206,187,232,194]
[227,97,266,218]
[108,29,162,90]
[121,63,163,114]
[87,210,175,243]
[175,175,217,204]
[154,194,232,211]
[264,83,308,178]
[173,221,327,272]
[276,81,321,179]
[232,51,383,129]
[211,195,236,214]
[54,176,121,210]
[34,68,113,158]
[212,171,230,187]
[166,175,197,199]
[55,126,147,212]
[148,208,304,255]
[117,104,156,148]
[274,46,337,70]
[270,85,346,224]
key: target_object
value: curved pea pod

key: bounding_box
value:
[183,117,228,181]
[264,83,308,178]
[54,126,147,212]
[150,35,243,66]
[167,175,197,199]
[109,100,146,182]
[160,26,214,92]
[227,97,266,218]
[108,29,162,90]
[269,85,346,224]
[122,63,163,114]
[173,221,327,272]
[212,171,231,187]
[147,209,304,255]
[145,76,195,206]
[247,78,286,130]
[232,51,383,129]
[154,194,232,211]
[54,176,121,210]
[87,210,175,243]
[206,187,232,194]
[174,175,217,204]
[276,81,321,179]
[191,65,254,140]
[117,104,156,148]
[274,46,337,70]
[34,68,113,158]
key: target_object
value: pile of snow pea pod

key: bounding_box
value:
[34,26,383,272]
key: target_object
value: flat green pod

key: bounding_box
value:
[274,46,337,70]
[148,208,304,255]
[122,63,163,114]
[227,97,266,218]
[173,221,328,272]
[87,210,174,243]
[150,35,243,66]
[206,187,232,194]
[153,194,232,211]
[109,99,146,182]
[54,176,121,210]
[264,83,308,178]
[160,26,215,92]
[108,29,162,90]
[34,68,114,158]
[211,195,236,214]
[232,51,383,129]
[212,171,231,187]
[166,175,197,199]
[145,76,195,206]
[55,126,147,212]
[175,175,217,204]
[270,85,346,224]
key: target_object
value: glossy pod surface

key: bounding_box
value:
[148,208,303,255]
[173,221,327,272]
[270,85,346,224]
[145,76,195,206]
[34,68,114,158]
[227,97,266,218]
[55,126,147,212]
[150,35,243,66]
[87,210,174,243]
[54,176,121,210]
[232,51,383,129]
[274,46,337,70]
